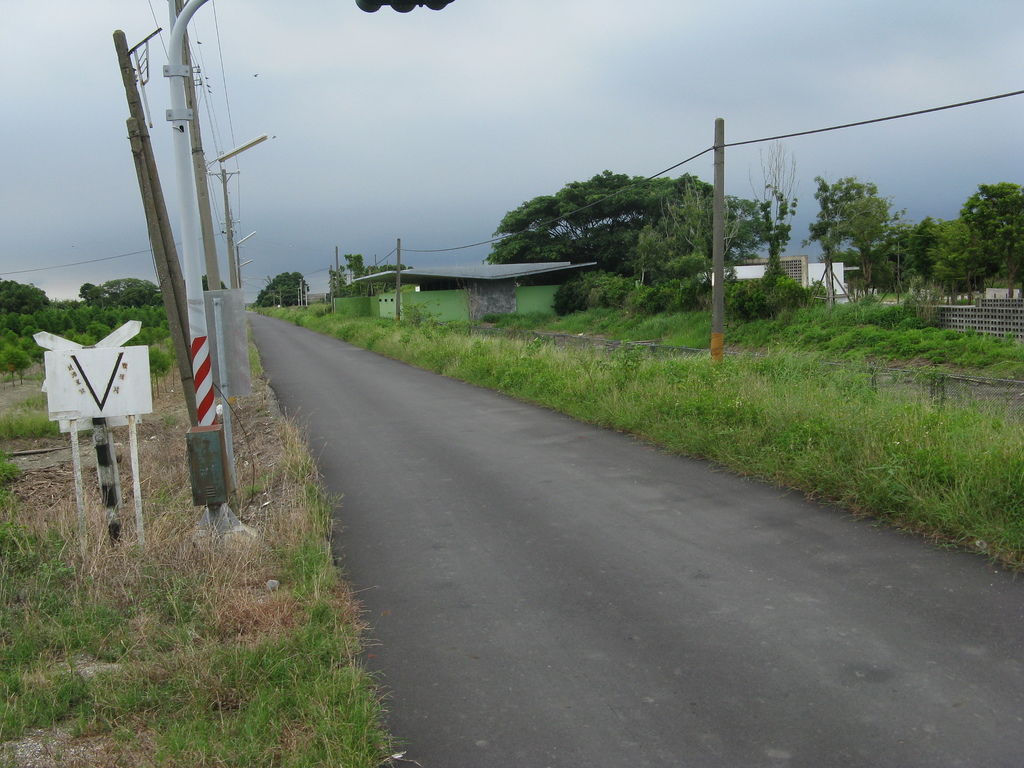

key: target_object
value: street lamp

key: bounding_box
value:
[165,0,216,425]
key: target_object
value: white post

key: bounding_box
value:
[69,419,87,557]
[165,0,215,425]
[128,414,145,547]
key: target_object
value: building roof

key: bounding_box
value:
[351,262,597,284]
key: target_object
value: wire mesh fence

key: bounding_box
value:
[470,325,1024,420]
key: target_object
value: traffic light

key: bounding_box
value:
[355,0,454,11]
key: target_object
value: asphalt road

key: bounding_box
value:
[250,314,1024,768]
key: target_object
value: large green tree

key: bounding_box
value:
[0,280,49,314]
[490,170,762,280]
[255,272,309,307]
[961,182,1024,298]
[79,278,161,308]
[489,171,710,275]
[806,176,896,301]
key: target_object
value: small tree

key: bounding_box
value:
[753,142,798,281]
[3,347,31,384]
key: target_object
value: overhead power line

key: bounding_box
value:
[0,247,157,277]
[725,87,1024,149]
[401,87,1024,256]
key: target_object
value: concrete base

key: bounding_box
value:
[197,503,257,539]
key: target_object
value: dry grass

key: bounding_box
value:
[1,351,389,766]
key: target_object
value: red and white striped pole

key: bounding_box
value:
[166,0,215,425]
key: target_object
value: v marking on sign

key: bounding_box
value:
[71,351,124,412]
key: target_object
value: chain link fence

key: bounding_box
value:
[470,325,1024,420]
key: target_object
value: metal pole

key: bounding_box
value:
[175,0,221,293]
[92,418,122,542]
[212,297,237,488]
[128,414,145,547]
[166,0,215,425]
[69,419,87,558]
[711,117,725,362]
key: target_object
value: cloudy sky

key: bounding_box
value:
[2,0,1022,301]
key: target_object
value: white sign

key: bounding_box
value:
[43,346,153,420]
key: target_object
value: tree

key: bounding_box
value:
[255,272,308,307]
[931,218,997,298]
[753,142,798,280]
[329,254,372,299]
[2,346,31,384]
[489,171,718,275]
[961,182,1024,298]
[79,282,103,305]
[806,176,896,302]
[79,278,161,307]
[0,280,49,314]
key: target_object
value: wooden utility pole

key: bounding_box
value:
[175,0,221,291]
[711,117,725,362]
[115,30,197,424]
[395,238,402,322]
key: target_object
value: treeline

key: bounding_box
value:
[482,161,1023,320]
[0,278,169,382]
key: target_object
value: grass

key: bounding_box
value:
[0,346,390,765]
[0,393,59,440]
[265,308,1024,568]
[482,302,1024,378]
[487,308,712,349]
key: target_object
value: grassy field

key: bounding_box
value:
[483,302,1024,378]
[1,348,390,766]
[266,308,1024,569]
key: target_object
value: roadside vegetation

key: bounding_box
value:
[264,308,1024,569]
[1,344,390,766]
[480,300,1024,379]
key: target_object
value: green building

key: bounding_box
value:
[335,262,595,322]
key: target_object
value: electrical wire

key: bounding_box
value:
[401,87,1024,256]
[0,247,159,277]
[725,88,1024,149]
[211,0,237,148]
[145,0,169,57]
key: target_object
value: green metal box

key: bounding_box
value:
[186,425,231,506]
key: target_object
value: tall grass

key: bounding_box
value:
[0,393,58,439]
[268,308,1024,567]
[0,352,389,765]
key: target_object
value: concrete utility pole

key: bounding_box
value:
[395,237,402,322]
[220,167,236,287]
[114,29,197,424]
[176,0,221,291]
[711,117,725,362]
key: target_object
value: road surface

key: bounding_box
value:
[250,314,1023,768]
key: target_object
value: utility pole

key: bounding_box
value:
[395,237,402,322]
[220,167,237,288]
[114,29,197,424]
[176,0,221,291]
[711,117,725,362]
[334,246,340,311]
